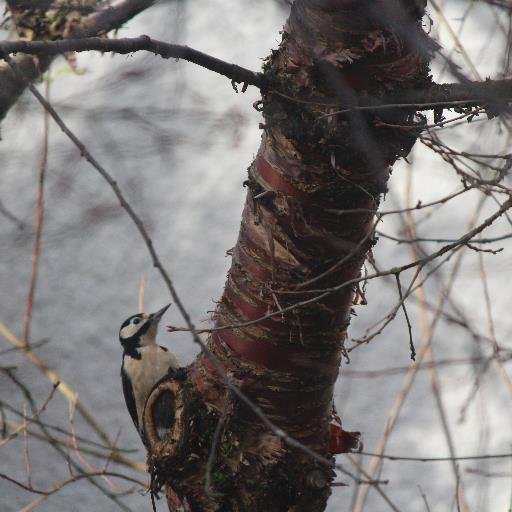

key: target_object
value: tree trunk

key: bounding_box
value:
[145,1,432,510]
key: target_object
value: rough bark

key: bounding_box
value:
[145,1,433,511]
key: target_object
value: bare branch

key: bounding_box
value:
[357,451,512,462]
[1,37,512,113]
[22,80,49,349]
[395,273,416,360]
[0,470,146,496]
[0,0,155,120]
[0,36,264,88]
[0,382,58,449]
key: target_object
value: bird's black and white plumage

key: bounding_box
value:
[119,304,178,442]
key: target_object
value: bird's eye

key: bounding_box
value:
[133,318,141,325]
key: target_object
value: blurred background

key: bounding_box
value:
[1,0,511,510]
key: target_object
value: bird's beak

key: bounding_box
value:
[149,303,171,325]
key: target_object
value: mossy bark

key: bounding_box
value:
[146,1,433,510]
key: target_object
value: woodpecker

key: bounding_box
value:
[119,304,178,442]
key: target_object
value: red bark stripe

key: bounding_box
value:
[255,154,311,201]
[212,328,314,372]
[234,243,274,284]
[223,282,270,323]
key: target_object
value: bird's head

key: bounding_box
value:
[119,303,170,351]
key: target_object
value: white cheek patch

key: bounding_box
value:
[120,325,133,339]
[120,322,144,339]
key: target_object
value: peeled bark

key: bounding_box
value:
[146,1,433,510]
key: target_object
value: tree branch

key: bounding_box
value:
[0,35,265,89]
[476,0,512,9]
[0,0,155,121]
[2,35,511,114]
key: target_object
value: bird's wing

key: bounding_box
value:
[121,363,139,432]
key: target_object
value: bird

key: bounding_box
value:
[119,303,178,443]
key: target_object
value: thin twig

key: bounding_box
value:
[0,323,121,454]
[377,231,512,245]
[346,454,402,512]
[0,196,25,229]
[0,356,138,510]
[418,486,432,512]
[404,175,474,512]
[478,250,512,398]
[357,451,512,462]
[22,79,50,348]
[0,401,137,453]
[351,190,483,512]
[395,273,416,360]
[465,468,512,478]
[326,186,473,216]
[0,418,144,472]
[23,405,33,488]
[0,470,146,496]
[0,382,59,449]
[342,353,511,378]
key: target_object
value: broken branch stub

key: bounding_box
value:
[144,379,188,457]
